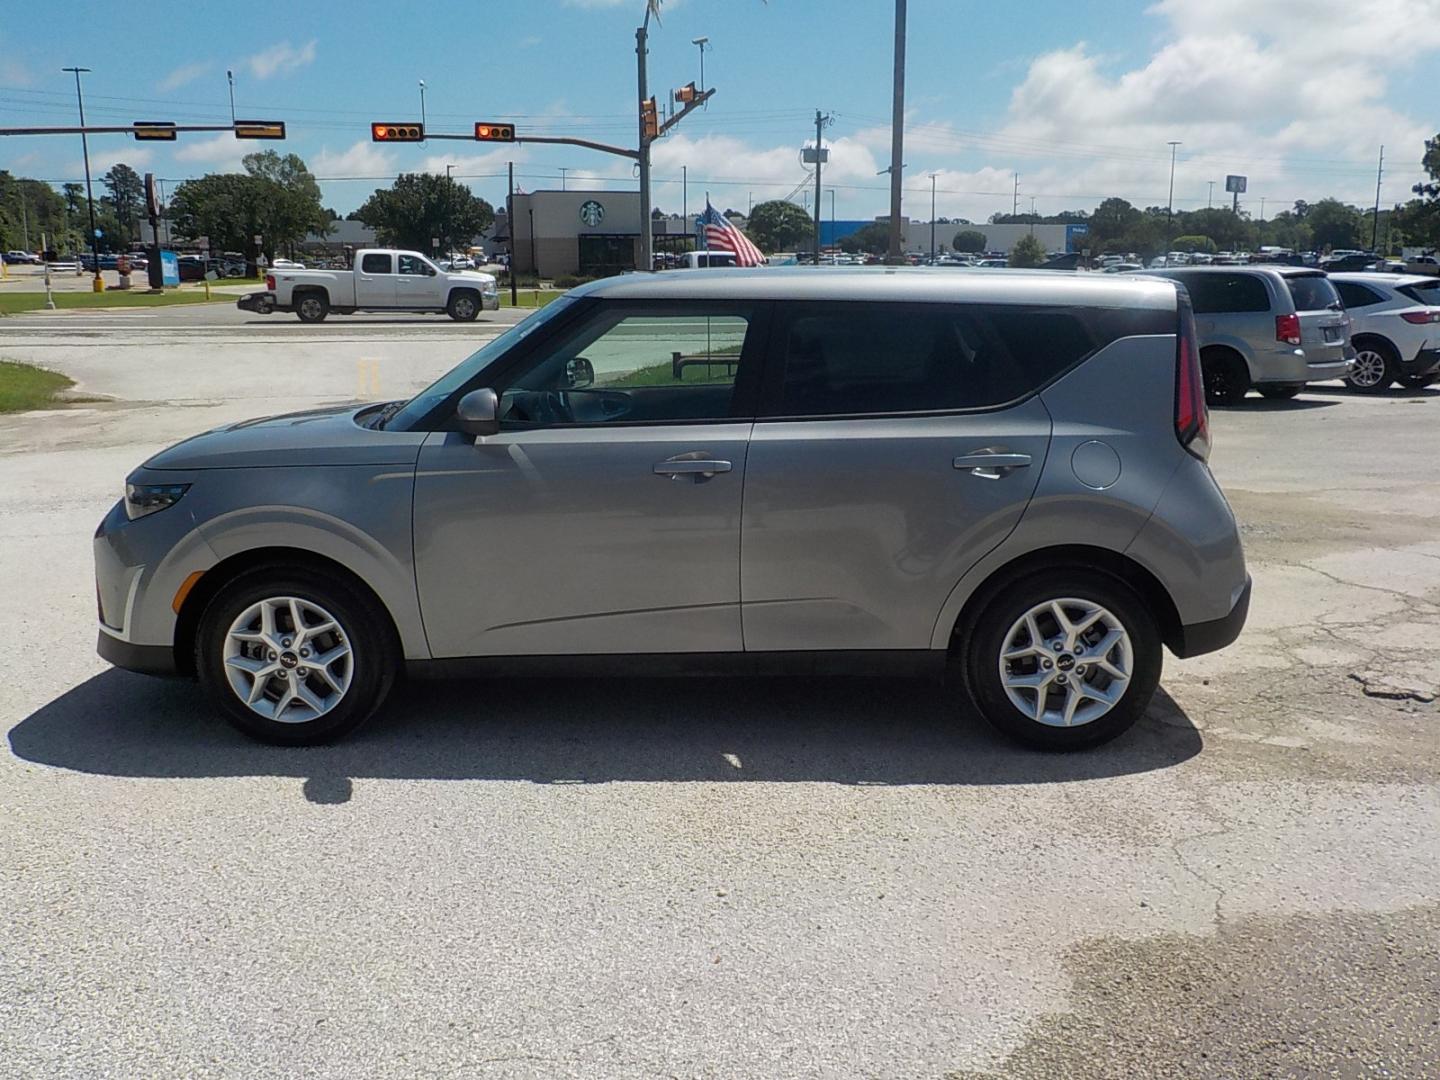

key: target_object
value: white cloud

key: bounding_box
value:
[158,60,210,92]
[418,148,526,180]
[311,140,396,178]
[71,148,155,176]
[246,39,317,80]
[174,133,249,171]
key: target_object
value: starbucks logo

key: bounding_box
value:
[579,200,605,227]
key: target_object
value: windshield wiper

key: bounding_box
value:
[373,401,406,429]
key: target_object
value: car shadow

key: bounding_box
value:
[1225,397,1339,412]
[1303,384,1439,401]
[8,670,1202,804]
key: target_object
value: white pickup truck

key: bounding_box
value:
[245,249,499,322]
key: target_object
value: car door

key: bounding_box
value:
[355,252,396,306]
[740,300,1065,652]
[396,253,442,309]
[413,300,766,658]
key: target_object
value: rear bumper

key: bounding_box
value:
[1401,347,1440,378]
[1251,345,1350,385]
[97,629,179,677]
[1171,577,1251,658]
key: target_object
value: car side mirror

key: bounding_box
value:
[456,388,501,438]
[564,357,595,389]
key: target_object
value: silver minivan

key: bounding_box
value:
[1137,266,1351,404]
[96,269,1250,750]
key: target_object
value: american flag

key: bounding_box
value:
[698,202,767,267]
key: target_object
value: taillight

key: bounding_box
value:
[1400,309,1440,324]
[1275,312,1302,345]
[1175,291,1209,461]
[265,274,276,291]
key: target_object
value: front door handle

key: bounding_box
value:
[654,454,732,481]
[953,450,1032,479]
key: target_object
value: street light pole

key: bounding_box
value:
[1166,140,1181,257]
[418,80,426,143]
[227,69,236,124]
[636,3,654,272]
[1207,180,1214,208]
[929,173,936,261]
[445,163,454,258]
[886,0,907,263]
[62,66,101,289]
[691,36,709,99]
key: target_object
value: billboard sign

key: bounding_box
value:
[1225,174,1248,194]
[160,251,180,287]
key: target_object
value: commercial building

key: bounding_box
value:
[820,219,1089,255]
[509,190,705,277]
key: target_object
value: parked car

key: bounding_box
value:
[178,255,208,282]
[262,248,498,321]
[1134,266,1351,404]
[1404,254,1440,277]
[976,258,1009,268]
[1330,273,1440,390]
[1320,252,1378,273]
[270,258,306,270]
[96,268,1249,750]
[4,250,41,265]
[1101,262,1143,274]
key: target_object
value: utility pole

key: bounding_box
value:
[559,167,568,191]
[886,0,907,263]
[1207,180,1214,208]
[507,160,517,305]
[19,191,29,250]
[227,69,236,124]
[1029,196,1037,236]
[1165,140,1181,252]
[1372,145,1384,251]
[813,109,830,260]
[682,164,687,225]
[1260,197,1266,222]
[63,66,101,290]
[929,173,937,260]
[1013,172,1019,217]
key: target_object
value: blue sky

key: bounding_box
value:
[2,0,1437,223]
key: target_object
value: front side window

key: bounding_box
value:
[769,302,1168,417]
[498,305,757,426]
[398,254,430,276]
[361,253,393,274]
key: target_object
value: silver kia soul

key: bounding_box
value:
[95,269,1250,749]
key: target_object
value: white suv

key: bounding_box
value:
[1331,273,1440,391]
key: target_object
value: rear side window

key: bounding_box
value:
[1285,273,1340,311]
[1172,273,1270,314]
[1399,280,1440,305]
[361,253,392,274]
[1335,281,1385,308]
[769,302,1171,417]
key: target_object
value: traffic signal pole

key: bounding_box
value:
[637,20,652,272]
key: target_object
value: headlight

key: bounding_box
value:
[124,482,190,520]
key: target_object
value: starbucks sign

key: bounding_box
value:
[579,199,605,227]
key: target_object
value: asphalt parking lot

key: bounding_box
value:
[1,308,1438,1078]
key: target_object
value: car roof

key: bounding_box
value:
[1140,264,1322,278]
[1330,272,1438,287]
[572,266,1178,310]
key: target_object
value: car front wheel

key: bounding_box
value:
[963,571,1162,750]
[447,290,480,321]
[195,567,398,745]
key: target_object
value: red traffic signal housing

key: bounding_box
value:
[133,121,177,141]
[371,122,424,142]
[641,97,659,140]
[474,122,516,142]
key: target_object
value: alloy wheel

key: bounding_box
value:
[1349,349,1387,388]
[998,598,1133,727]
[222,596,354,722]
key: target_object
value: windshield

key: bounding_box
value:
[1285,274,1340,312]
[384,297,577,429]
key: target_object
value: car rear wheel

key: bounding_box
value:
[1346,340,1397,393]
[296,292,329,323]
[1258,383,1303,400]
[1200,347,1250,406]
[447,290,480,321]
[195,567,398,745]
[963,571,1162,750]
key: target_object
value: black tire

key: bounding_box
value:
[1346,338,1398,393]
[195,565,398,745]
[1200,347,1250,406]
[447,289,481,321]
[1398,372,1437,390]
[1258,383,1303,400]
[295,291,329,323]
[962,570,1163,750]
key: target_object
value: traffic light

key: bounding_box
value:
[674,83,697,105]
[474,122,515,142]
[641,97,658,140]
[371,122,424,142]
[234,120,286,140]
[132,121,177,141]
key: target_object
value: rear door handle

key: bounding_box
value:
[953,451,1032,479]
[654,454,732,481]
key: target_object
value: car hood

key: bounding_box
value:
[452,270,497,285]
[144,404,429,471]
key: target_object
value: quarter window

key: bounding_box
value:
[1335,281,1385,308]
[1172,273,1270,314]
[361,253,393,274]
[498,306,756,425]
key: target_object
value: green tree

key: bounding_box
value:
[837,221,890,255]
[744,199,813,253]
[1394,132,1440,250]
[169,173,270,257]
[1307,198,1362,251]
[952,229,987,252]
[102,164,144,245]
[242,151,327,254]
[353,173,495,254]
[1171,234,1216,253]
[1089,197,1141,245]
[1009,233,1046,268]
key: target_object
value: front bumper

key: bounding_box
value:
[482,291,500,311]
[1401,346,1440,378]
[97,629,179,676]
[1171,577,1252,658]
